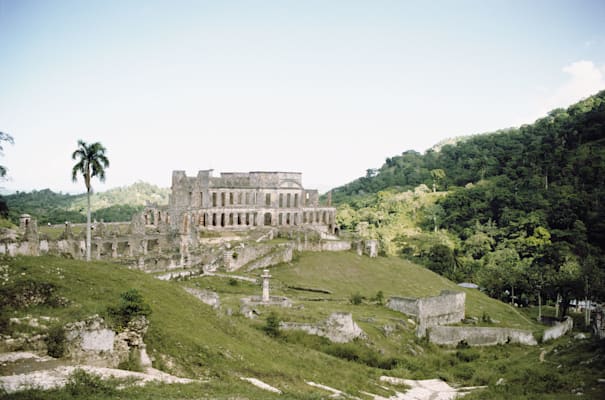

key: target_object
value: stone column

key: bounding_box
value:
[261,269,271,303]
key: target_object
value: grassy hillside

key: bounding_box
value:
[2,253,604,399]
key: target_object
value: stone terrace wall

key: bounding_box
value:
[429,326,538,346]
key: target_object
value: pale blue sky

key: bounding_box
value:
[1,0,604,194]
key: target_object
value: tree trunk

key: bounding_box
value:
[538,292,542,321]
[86,188,91,261]
[511,285,515,306]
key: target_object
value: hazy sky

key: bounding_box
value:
[1,0,604,194]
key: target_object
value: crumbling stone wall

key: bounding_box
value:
[64,315,151,369]
[280,312,366,343]
[387,290,465,336]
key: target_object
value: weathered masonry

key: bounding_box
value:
[168,170,337,234]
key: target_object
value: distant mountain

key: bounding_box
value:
[3,181,169,224]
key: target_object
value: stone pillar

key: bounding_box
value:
[112,240,118,258]
[261,269,271,303]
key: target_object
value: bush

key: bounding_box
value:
[45,325,66,358]
[263,312,281,338]
[228,278,239,286]
[107,288,152,330]
[455,348,480,362]
[65,369,117,396]
[118,348,143,372]
[372,290,384,305]
[349,292,363,305]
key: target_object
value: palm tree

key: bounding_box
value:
[71,140,109,261]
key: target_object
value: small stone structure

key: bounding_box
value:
[387,291,465,337]
[63,315,151,368]
[240,269,292,318]
[280,312,366,343]
[184,287,221,309]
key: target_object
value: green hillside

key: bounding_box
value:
[2,253,604,399]
[3,182,169,224]
[329,90,605,317]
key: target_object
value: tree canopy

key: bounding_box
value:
[331,90,605,314]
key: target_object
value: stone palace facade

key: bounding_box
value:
[167,170,337,234]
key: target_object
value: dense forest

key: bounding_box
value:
[1,182,169,225]
[332,90,605,315]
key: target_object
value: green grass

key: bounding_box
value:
[269,252,538,329]
[2,253,604,399]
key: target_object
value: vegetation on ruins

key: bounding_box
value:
[71,140,110,261]
[330,90,605,318]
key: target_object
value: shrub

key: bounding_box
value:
[349,292,363,305]
[372,290,384,305]
[107,288,152,330]
[263,312,281,338]
[228,278,239,286]
[455,348,480,362]
[45,325,66,358]
[65,369,117,396]
[118,348,143,372]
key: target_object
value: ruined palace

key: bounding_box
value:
[167,170,337,234]
[1,170,345,274]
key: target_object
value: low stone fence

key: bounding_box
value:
[428,326,538,346]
